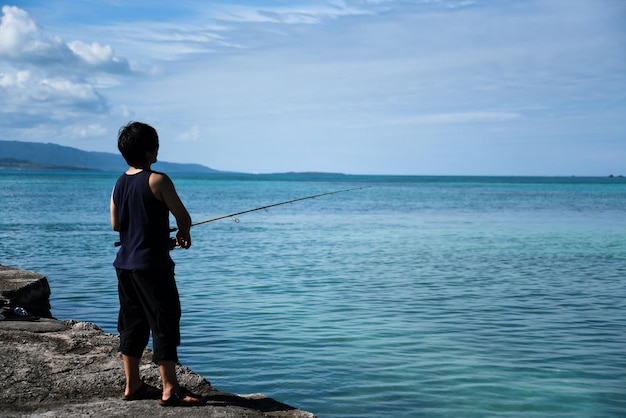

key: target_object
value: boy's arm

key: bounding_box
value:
[149,173,192,248]
[110,189,120,231]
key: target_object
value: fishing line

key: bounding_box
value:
[114,185,370,247]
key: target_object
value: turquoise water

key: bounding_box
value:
[1,171,626,417]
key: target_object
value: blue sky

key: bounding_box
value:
[1,0,624,175]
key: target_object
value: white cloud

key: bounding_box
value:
[0,5,39,54]
[0,70,30,88]
[39,77,101,103]
[205,3,372,24]
[0,68,105,113]
[66,123,107,139]
[0,5,71,64]
[67,40,129,72]
[0,5,129,72]
[0,71,101,105]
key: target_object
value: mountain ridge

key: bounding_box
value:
[0,140,220,173]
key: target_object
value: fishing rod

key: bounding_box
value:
[114,185,370,247]
[179,185,370,231]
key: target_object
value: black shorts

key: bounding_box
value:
[116,267,181,363]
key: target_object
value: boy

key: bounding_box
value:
[110,121,205,406]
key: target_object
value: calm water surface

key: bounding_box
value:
[1,171,625,417]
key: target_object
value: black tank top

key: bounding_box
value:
[112,170,174,270]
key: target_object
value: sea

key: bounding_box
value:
[1,170,625,418]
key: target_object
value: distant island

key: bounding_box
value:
[0,140,220,173]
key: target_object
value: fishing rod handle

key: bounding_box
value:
[113,237,178,250]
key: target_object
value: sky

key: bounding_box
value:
[0,0,624,175]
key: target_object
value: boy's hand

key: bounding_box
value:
[176,231,192,249]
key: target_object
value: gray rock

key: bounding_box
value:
[0,265,52,318]
[0,266,316,417]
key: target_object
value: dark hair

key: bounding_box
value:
[117,121,159,166]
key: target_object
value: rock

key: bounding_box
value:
[0,266,316,418]
[0,265,52,318]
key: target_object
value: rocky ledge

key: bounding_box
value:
[0,265,316,418]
